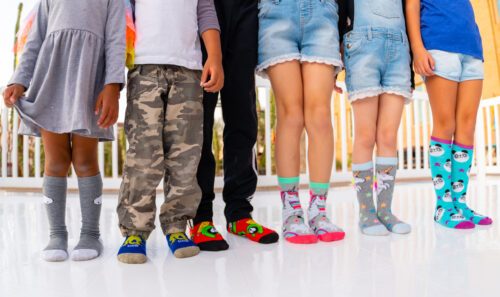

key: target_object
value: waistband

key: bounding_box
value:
[346,27,407,42]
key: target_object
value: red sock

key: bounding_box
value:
[190,221,229,251]
[227,218,279,244]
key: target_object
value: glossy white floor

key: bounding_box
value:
[1,179,499,297]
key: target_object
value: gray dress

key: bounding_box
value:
[9,0,126,141]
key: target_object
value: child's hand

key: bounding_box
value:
[2,84,25,108]
[95,84,120,129]
[413,48,435,77]
[201,56,224,93]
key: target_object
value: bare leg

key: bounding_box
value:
[70,134,103,261]
[40,130,71,261]
[375,94,410,234]
[426,76,459,140]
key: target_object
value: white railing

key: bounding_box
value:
[1,79,499,190]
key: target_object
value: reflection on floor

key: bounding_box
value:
[1,179,499,297]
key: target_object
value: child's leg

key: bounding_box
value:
[40,129,72,261]
[375,94,410,234]
[268,61,315,243]
[160,68,203,258]
[426,76,474,229]
[70,134,103,261]
[352,97,389,236]
[302,62,344,241]
[117,65,167,264]
[452,80,492,225]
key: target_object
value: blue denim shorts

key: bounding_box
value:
[257,0,343,77]
[343,27,412,102]
[427,50,484,82]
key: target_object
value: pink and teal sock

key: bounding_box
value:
[278,177,317,244]
[451,142,493,225]
[429,137,474,229]
[308,182,345,242]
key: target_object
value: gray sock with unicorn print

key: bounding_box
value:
[375,157,411,234]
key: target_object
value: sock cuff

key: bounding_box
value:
[452,142,474,150]
[309,182,330,189]
[375,156,398,166]
[430,136,452,144]
[352,161,373,171]
[278,176,300,184]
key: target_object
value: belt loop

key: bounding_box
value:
[367,27,372,41]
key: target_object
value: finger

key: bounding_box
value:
[200,67,209,86]
[103,107,118,128]
[10,89,22,104]
[95,95,103,115]
[98,104,110,126]
[203,72,217,89]
[429,55,436,71]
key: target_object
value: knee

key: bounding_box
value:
[45,157,71,177]
[356,129,377,150]
[305,108,332,135]
[279,107,304,132]
[433,118,456,138]
[72,156,99,177]
[376,127,398,150]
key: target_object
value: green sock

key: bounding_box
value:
[278,176,300,192]
[309,182,329,196]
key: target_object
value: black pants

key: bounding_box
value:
[194,0,258,224]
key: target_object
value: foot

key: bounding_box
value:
[190,221,229,251]
[167,232,200,258]
[456,206,493,226]
[434,206,475,229]
[228,218,279,244]
[283,215,318,244]
[117,235,147,264]
[377,211,411,234]
[309,214,345,242]
[71,235,103,261]
[42,235,68,262]
[359,210,390,236]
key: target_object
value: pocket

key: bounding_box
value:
[370,0,401,19]
[258,0,279,18]
[323,0,338,16]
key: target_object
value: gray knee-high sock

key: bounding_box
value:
[353,162,389,236]
[42,176,69,261]
[375,157,411,234]
[71,174,103,261]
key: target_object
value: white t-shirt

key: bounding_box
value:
[134,0,202,70]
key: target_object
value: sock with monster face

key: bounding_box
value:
[451,142,493,225]
[429,137,474,229]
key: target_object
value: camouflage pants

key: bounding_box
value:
[117,65,203,238]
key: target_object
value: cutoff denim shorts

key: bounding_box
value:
[343,27,412,103]
[426,50,484,82]
[257,0,343,77]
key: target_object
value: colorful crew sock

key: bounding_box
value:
[429,137,474,229]
[71,174,104,261]
[375,157,411,234]
[190,221,229,251]
[353,162,389,236]
[451,142,493,225]
[228,218,279,244]
[167,232,200,258]
[307,182,345,242]
[42,176,69,262]
[278,177,317,244]
[117,235,147,264]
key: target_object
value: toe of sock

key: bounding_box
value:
[173,246,200,258]
[41,250,68,262]
[391,223,412,234]
[197,240,229,251]
[455,221,475,229]
[478,217,493,225]
[259,232,279,244]
[71,249,99,261]
[285,234,318,244]
[362,225,390,236]
[117,253,147,264]
[317,231,345,242]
